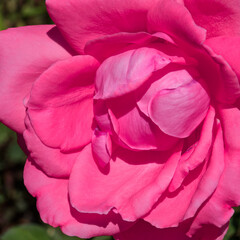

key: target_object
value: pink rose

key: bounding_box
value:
[1,0,240,239]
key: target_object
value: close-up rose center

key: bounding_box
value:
[94,46,210,150]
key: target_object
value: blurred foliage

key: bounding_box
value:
[0,0,239,240]
[0,0,52,30]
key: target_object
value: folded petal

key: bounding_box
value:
[147,0,206,45]
[46,0,158,53]
[137,68,200,117]
[27,56,99,152]
[205,36,240,81]
[0,25,75,133]
[69,144,182,222]
[148,72,210,138]
[94,47,171,100]
[203,43,240,104]
[184,0,240,38]
[24,159,132,238]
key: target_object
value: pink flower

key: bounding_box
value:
[1,0,240,239]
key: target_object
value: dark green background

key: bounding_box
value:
[0,1,239,239]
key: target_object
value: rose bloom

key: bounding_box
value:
[1,0,240,239]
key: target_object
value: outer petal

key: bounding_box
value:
[184,0,240,38]
[69,144,182,222]
[27,56,99,152]
[24,159,132,238]
[23,117,78,178]
[0,25,75,133]
[187,106,240,236]
[147,0,206,45]
[46,0,158,53]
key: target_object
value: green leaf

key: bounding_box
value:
[1,224,51,240]
[46,227,83,240]
[91,236,113,240]
[224,219,236,240]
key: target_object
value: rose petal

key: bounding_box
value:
[46,0,158,53]
[69,144,182,221]
[144,121,224,228]
[92,130,112,168]
[0,25,75,133]
[169,106,215,191]
[114,220,191,240]
[85,31,176,62]
[108,95,179,151]
[24,159,132,238]
[114,219,228,240]
[94,100,113,133]
[94,47,171,99]
[184,0,240,38]
[85,32,153,62]
[23,117,78,178]
[206,36,240,82]
[137,68,199,117]
[183,124,225,220]
[203,43,240,104]
[148,71,210,138]
[147,0,206,45]
[187,106,240,236]
[27,56,99,152]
